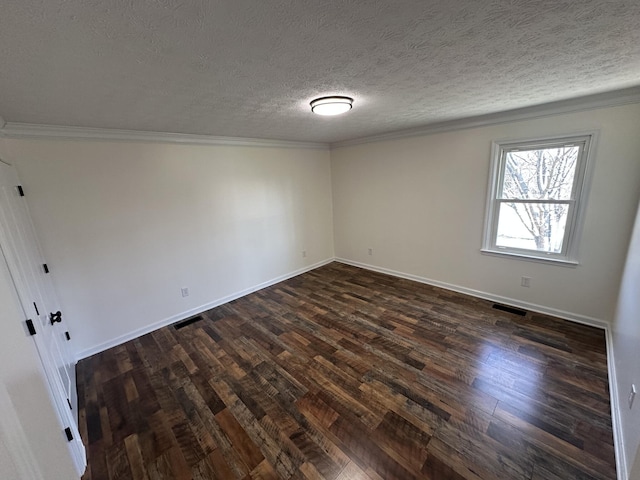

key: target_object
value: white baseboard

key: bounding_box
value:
[605,328,628,480]
[75,258,334,360]
[75,255,627,479]
[335,257,628,479]
[335,258,608,329]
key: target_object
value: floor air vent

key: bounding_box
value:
[492,304,527,316]
[174,315,204,330]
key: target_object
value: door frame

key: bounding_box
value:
[0,159,86,475]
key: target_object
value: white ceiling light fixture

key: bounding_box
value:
[310,96,353,116]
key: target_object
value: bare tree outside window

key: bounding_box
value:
[483,134,592,263]
[497,146,579,252]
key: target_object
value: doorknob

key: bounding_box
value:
[49,311,62,325]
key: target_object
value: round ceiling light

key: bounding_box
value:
[310,96,353,116]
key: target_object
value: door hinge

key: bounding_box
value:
[65,331,71,341]
[67,398,72,410]
[17,185,25,196]
[26,319,36,336]
[33,302,39,315]
[64,427,73,441]
[42,264,49,274]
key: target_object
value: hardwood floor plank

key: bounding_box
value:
[78,262,616,479]
[371,410,431,473]
[105,439,134,480]
[334,461,377,480]
[216,408,265,471]
[123,434,149,480]
[328,413,419,480]
[248,458,280,479]
[207,448,238,480]
[421,450,469,480]
[492,404,615,479]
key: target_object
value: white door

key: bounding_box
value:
[0,160,86,475]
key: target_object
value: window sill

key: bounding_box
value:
[480,248,579,267]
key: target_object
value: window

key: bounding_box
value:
[482,133,595,264]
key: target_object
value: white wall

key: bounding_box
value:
[1,102,638,477]
[0,216,77,478]
[1,139,334,357]
[613,197,640,479]
[331,103,640,324]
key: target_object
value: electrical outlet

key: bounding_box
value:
[302,250,307,258]
[368,248,373,255]
[181,287,189,298]
[521,276,531,287]
[629,384,637,409]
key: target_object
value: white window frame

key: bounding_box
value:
[481,132,597,265]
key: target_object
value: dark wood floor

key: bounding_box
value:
[77,262,616,480]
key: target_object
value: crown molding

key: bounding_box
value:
[0,123,329,150]
[1,87,639,149]
[332,86,640,148]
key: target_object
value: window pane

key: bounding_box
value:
[496,202,569,253]
[501,146,579,201]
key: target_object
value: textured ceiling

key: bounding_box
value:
[1,0,639,144]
